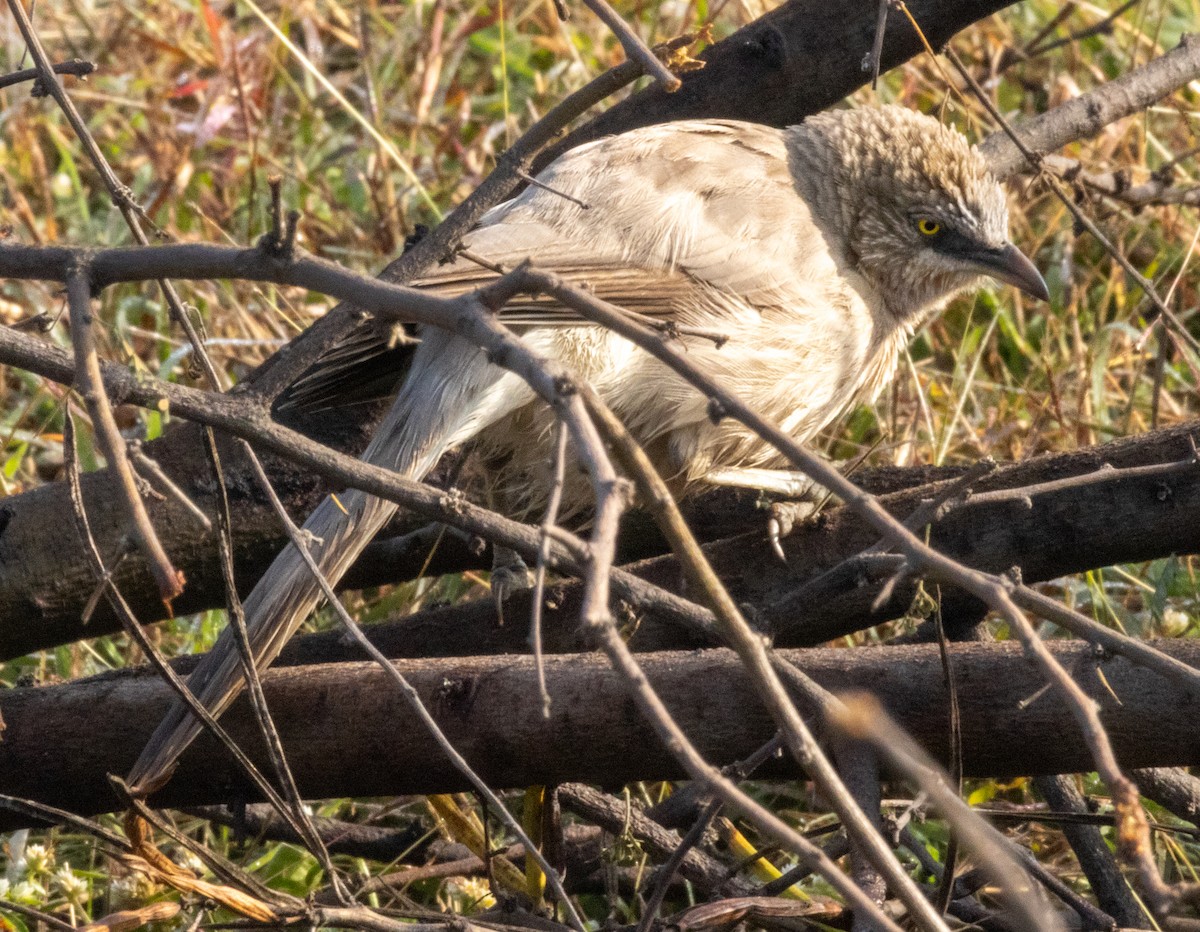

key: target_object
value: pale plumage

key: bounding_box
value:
[129,106,1046,793]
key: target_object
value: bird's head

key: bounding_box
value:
[792,106,1048,319]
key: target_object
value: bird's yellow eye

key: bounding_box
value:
[917,219,941,236]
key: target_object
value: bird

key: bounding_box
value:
[128,104,1048,793]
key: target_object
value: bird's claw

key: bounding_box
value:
[491,554,534,625]
[766,501,817,563]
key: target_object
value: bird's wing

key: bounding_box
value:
[424,119,823,322]
[281,120,824,410]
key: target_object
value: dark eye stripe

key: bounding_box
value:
[928,227,984,257]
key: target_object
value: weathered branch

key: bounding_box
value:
[65,269,184,603]
[533,0,1021,172]
[0,58,94,91]
[979,34,1200,179]
[5,640,1200,828]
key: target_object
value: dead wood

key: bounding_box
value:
[5,639,1200,828]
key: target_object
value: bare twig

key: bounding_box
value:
[1041,153,1200,210]
[128,442,212,532]
[60,412,321,861]
[576,0,681,91]
[0,57,94,91]
[65,269,183,602]
[210,436,353,904]
[636,797,724,932]
[1022,0,1140,61]
[578,385,950,931]
[530,422,569,718]
[240,412,589,932]
[865,0,893,89]
[0,899,78,932]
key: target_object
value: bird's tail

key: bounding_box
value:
[127,330,532,794]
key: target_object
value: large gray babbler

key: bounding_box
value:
[129,105,1048,792]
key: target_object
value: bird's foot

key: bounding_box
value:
[491,545,534,625]
[766,500,819,563]
[702,466,829,563]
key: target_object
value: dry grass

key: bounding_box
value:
[1,0,1199,925]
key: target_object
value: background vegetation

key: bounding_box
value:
[1,0,1198,927]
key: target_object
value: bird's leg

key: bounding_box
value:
[703,466,832,562]
[491,543,534,625]
[703,467,817,498]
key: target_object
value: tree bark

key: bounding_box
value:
[212,419,1200,664]
[4,639,1200,828]
[3,412,1199,659]
[533,0,1021,172]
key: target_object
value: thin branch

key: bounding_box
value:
[832,694,1062,930]
[65,269,183,602]
[240,414,590,932]
[490,264,1175,913]
[1041,153,1200,210]
[0,57,94,91]
[577,0,681,91]
[128,441,212,532]
[60,412,319,859]
[578,384,949,931]
[530,422,569,718]
[208,435,353,903]
[636,797,724,932]
[0,314,718,644]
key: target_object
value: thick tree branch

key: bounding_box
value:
[4,640,1200,828]
[533,0,1021,172]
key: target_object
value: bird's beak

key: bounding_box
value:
[968,242,1050,301]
